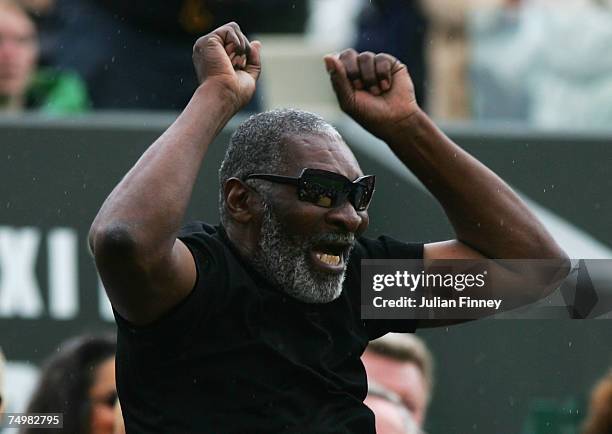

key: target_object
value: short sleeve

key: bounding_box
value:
[113,222,229,342]
[346,235,424,340]
[356,235,424,261]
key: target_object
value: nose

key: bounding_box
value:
[324,200,365,234]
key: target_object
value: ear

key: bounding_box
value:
[224,178,262,224]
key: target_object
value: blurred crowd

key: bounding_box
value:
[2,334,612,434]
[2,0,612,127]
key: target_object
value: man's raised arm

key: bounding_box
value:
[324,50,568,305]
[89,23,261,325]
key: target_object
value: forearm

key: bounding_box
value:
[384,109,564,260]
[90,83,236,254]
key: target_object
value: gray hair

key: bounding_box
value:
[218,108,338,225]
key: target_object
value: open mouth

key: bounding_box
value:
[310,242,352,272]
[314,251,341,266]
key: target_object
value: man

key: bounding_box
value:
[363,334,433,432]
[89,22,567,433]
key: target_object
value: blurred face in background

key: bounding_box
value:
[0,2,38,101]
[113,401,126,434]
[89,356,117,434]
[363,350,429,427]
[365,395,420,434]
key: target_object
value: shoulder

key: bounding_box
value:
[178,221,227,262]
[351,235,424,261]
[344,234,423,300]
[178,221,219,239]
[347,235,422,339]
[177,221,254,293]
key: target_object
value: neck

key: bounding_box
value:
[224,222,258,260]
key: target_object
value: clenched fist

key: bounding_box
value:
[193,22,262,112]
[324,50,420,140]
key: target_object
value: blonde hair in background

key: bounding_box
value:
[367,334,434,402]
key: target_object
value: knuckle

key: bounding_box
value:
[346,48,359,57]
[358,51,375,60]
[383,54,399,64]
[192,37,208,54]
[338,49,353,60]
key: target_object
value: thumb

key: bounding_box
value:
[324,55,353,106]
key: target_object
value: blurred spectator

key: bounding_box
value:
[0,347,5,416]
[13,0,59,66]
[0,0,88,114]
[420,0,513,120]
[472,0,612,128]
[354,0,428,107]
[52,0,308,110]
[307,0,362,49]
[21,335,116,434]
[582,369,612,434]
[366,382,421,434]
[362,333,434,430]
[14,0,53,15]
[113,401,125,434]
[0,0,37,112]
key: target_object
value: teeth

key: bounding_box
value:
[315,252,341,266]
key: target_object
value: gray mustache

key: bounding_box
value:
[311,233,355,246]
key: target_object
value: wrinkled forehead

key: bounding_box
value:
[281,131,364,180]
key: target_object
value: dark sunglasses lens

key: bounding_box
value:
[299,173,346,208]
[298,171,374,210]
[352,178,375,211]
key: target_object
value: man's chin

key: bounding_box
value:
[286,263,345,304]
[288,284,343,304]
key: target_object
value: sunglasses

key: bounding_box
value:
[245,168,376,211]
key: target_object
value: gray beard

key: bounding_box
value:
[251,203,354,303]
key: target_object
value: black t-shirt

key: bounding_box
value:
[115,222,423,434]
